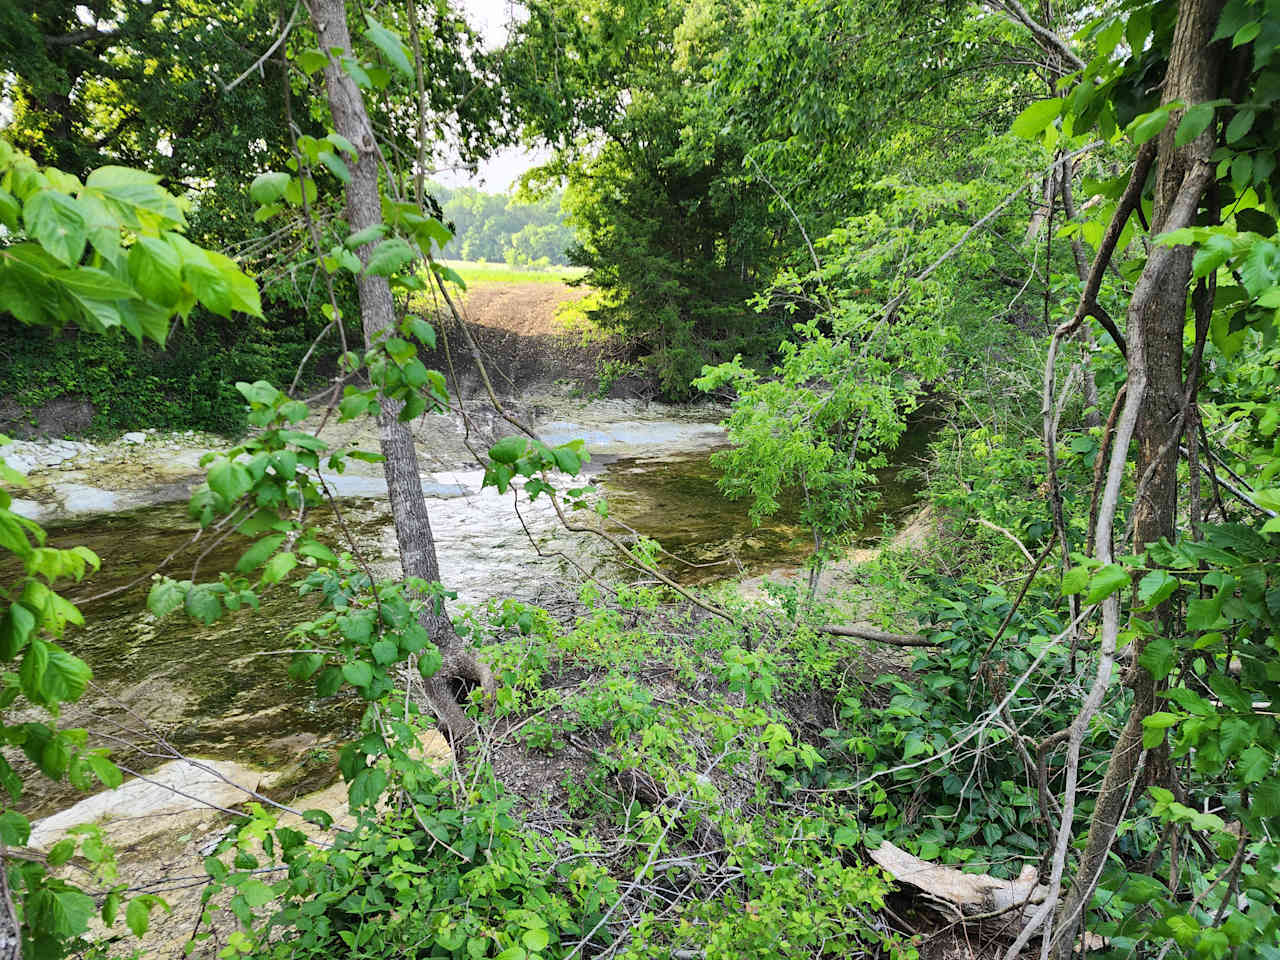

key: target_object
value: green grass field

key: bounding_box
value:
[441,259,588,287]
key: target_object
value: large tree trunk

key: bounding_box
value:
[1051,0,1225,951]
[310,0,492,741]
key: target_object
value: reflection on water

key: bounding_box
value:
[597,421,932,584]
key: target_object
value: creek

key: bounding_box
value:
[15,407,930,817]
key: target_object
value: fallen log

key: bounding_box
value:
[816,624,937,647]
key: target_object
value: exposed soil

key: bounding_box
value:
[460,282,590,339]
[426,281,639,400]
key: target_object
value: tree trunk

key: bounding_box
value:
[1051,0,1224,951]
[309,0,492,741]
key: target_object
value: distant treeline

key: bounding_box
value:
[432,183,575,266]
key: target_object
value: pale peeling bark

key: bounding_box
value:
[1049,1,1226,953]
[309,0,493,741]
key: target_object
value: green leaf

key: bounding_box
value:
[47,837,76,867]
[342,660,373,689]
[24,189,87,266]
[1061,564,1089,596]
[125,898,151,937]
[261,552,298,585]
[1142,711,1181,748]
[371,639,398,665]
[318,150,351,184]
[1137,570,1178,608]
[184,586,222,626]
[522,929,551,952]
[1138,636,1177,680]
[1232,20,1261,47]
[236,534,286,573]
[1192,233,1234,280]
[348,766,387,807]
[363,237,417,277]
[147,579,184,618]
[1175,103,1215,146]
[296,48,329,74]
[363,15,414,77]
[88,754,122,789]
[238,878,276,908]
[1226,108,1255,143]
[208,459,252,502]
[489,436,528,464]
[128,235,182,303]
[1129,107,1172,145]
[1236,745,1271,784]
[345,224,387,249]
[1010,98,1063,139]
[552,447,581,474]
[0,809,30,845]
[1085,563,1129,603]
[1251,778,1280,819]
[250,172,290,206]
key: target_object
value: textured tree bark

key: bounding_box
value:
[1051,0,1225,951]
[309,0,493,741]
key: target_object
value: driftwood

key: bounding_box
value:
[869,840,1048,920]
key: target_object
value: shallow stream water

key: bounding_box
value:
[17,419,930,817]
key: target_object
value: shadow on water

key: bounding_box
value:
[598,417,935,585]
[12,420,933,815]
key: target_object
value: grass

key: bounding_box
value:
[441,259,589,287]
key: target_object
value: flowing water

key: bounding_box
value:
[15,416,931,817]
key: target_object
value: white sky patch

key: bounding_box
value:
[432,0,550,191]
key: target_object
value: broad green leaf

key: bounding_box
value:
[1129,107,1172,145]
[296,48,329,74]
[318,150,351,183]
[1137,570,1178,608]
[342,660,373,688]
[0,809,30,845]
[363,15,414,77]
[88,754,122,789]
[1192,233,1234,279]
[250,172,290,206]
[261,552,298,584]
[1085,563,1129,603]
[489,436,528,464]
[184,586,222,625]
[348,765,387,807]
[208,459,252,502]
[1010,98,1063,139]
[238,879,276,908]
[236,534,286,573]
[24,189,87,265]
[1175,103,1215,146]
[128,236,182,303]
[1232,20,1261,47]
[1138,636,1177,680]
[363,237,417,277]
[51,267,136,301]
[1061,564,1089,596]
[345,224,387,249]
[1226,108,1255,143]
[147,579,184,618]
